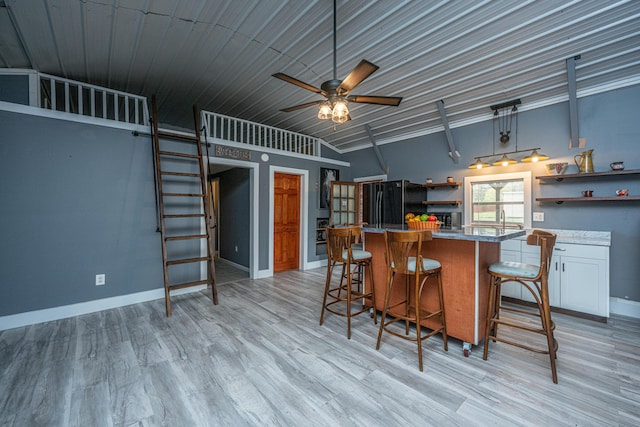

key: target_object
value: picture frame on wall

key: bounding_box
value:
[316,218,329,243]
[320,167,339,209]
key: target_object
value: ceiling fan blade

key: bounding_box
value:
[347,95,403,106]
[272,73,323,94]
[280,100,324,113]
[337,60,379,94]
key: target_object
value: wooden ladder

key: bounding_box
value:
[150,95,218,316]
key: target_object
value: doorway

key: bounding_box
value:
[269,166,308,275]
[273,172,300,272]
[206,157,259,279]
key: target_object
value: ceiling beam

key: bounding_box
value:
[566,55,581,148]
[436,100,460,163]
[364,124,388,174]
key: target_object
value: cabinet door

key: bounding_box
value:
[499,249,522,299]
[548,253,561,308]
[517,244,561,307]
[330,181,358,225]
[560,255,608,316]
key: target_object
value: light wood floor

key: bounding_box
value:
[1,267,639,426]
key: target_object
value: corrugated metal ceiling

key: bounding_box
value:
[1,0,639,153]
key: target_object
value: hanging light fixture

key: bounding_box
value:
[493,153,518,166]
[317,102,332,120]
[331,98,349,123]
[521,149,549,162]
[468,158,491,169]
[317,98,350,123]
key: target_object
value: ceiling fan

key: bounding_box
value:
[272,0,402,124]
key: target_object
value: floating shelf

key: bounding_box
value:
[422,182,461,189]
[536,196,640,204]
[536,169,640,182]
[422,200,462,206]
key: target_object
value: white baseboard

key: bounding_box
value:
[0,285,207,332]
[304,259,327,270]
[217,257,250,272]
[610,297,640,319]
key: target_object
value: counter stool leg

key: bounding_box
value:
[376,270,394,350]
[404,275,411,335]
[437,271,448,351]
[366,262,377,324]
[346,265,352,339]
[415,274,424,372]
[483,275,499,360]
[320,261,335,326]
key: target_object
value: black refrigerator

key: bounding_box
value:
[362,180,426,227]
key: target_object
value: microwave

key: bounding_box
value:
[433,212,462,230]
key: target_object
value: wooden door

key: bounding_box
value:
[274,173,300,272]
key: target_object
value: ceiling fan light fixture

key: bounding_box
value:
[493,153,517,166]
[318,102,332,120]
[331,99,349,123]
[521,149,549,162]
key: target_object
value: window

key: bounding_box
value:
[464,171,531,229]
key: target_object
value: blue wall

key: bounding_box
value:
[0,110,163,316]
[215,167,250,266]
[343,84,640,302]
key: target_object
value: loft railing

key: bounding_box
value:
[37,72,149,126]
[202,111,320,157]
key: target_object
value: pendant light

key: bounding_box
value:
[493,153,517,166]
[521,149,549,162]
[468,158,491,169]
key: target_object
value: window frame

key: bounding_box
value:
[464,171,532,229]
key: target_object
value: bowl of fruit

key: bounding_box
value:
[405,213,441,230]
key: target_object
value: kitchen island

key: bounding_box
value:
[362,225,526,356]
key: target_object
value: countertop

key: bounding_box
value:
[515,228,612,247]
[361,224,526,243]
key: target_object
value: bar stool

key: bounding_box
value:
[376,229,448,371]
[320,226,377,339]
[483,230,559,383]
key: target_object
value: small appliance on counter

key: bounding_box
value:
[433,212,462,230]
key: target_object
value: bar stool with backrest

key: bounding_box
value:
[376,229,448,371]
[483,229,559,383]
[320,225,376,339]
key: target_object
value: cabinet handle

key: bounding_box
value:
[562,262,565,272]
[555,248,566,252]
[555,261,558,271]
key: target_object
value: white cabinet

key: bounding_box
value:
[499,239,522,299]
[550,244,609,317]
[499,239,609,317]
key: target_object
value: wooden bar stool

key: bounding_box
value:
[320,226,376,339]
[483,230,559,383]
[376,229,448,371]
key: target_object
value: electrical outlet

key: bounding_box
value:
[95,274,106,286]
[533,212,544,222]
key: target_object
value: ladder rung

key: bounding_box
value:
[157,130,199,141]
[161,171,202,177]
[163,193,205,197]
[168,279,209,291]
[158,150,200,159]
[166,256,209,266]
[165,234,208,241]
[163,213,206,218]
